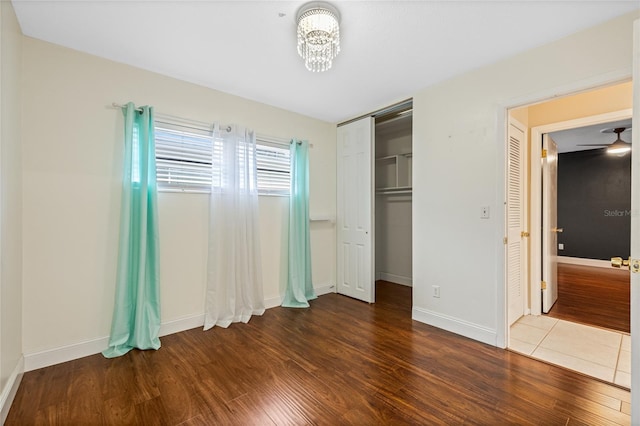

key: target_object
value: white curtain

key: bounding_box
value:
[204,124,265,330]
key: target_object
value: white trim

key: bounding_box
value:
[24,288,336,371]
[25,335,109,372]
[264,295,284,309]
[631,21,639,425]
[159,313,205,337]
[0,356,24,424]
[379,272,412,286]
[314,283,336,296]
[495,106,508,349]
[530,109,632,316]
[412,307,497,347]
[557,256,614,269]
[265,282,336,309]
[496,71,631,350]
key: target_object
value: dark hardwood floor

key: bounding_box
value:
[7,281,630,425]
[548,263,630,333]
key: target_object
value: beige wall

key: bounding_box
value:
[21,37,336,356]
[528,81,632,127]
[0,0,23,417]
[412,10,639,346]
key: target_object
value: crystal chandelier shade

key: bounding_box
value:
[296,2,340,72]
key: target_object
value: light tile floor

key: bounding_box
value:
[510,315,630,388]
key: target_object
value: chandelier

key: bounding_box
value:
[296,2,341,72]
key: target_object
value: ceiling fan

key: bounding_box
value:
[578,127,632,156]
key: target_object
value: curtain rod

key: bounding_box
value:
[112,102,143,113]
[112,103,233,132]
[112,102,312,147]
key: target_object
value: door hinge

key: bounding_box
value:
[541,149,547,159]
[541,281,547,290]
[503,237,508,245]
[521,231,530,238]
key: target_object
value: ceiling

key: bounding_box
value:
[11,1,640,123]
[551,119,633,154]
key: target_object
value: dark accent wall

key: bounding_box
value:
[557,148,630,260]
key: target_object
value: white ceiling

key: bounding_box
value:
[551,119,633,154]
[11,1,640,123]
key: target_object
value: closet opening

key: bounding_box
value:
[374,102,413,301]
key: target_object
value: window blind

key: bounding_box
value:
[154,117,291,195]
[256,139,290,195]
[155,122,214,191]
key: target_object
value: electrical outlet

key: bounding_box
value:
[432,285,440,298]
[558,243,564,250]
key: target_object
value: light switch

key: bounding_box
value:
[481,206,490,219]
[559,243,564,250]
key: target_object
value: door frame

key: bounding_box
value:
[496,72,631,349]
[529,109,632,315]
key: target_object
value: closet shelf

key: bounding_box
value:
[376,186,412,195]
[310,215,335,223]
[375,153,412,161]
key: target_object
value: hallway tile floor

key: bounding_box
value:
[510,315,630,388]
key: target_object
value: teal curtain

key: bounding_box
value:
[282,139,317,308]
[103,102,161,358]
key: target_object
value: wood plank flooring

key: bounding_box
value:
[7,281,631,425]
[548,264,630,333]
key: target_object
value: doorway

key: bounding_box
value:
[374,107,413,290]
[505,81,633,387]
[336,100,413,306]
[544,120,632,333]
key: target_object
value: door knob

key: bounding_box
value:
[552,227,564,233]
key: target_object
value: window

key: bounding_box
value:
[256,139,291,196]
[154,117,291,195]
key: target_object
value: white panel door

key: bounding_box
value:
[630,18,639,425]
[337,117,374,303]
[542,134,559,313]
[507,121,526,325]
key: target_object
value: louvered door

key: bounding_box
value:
[507,120,526,326]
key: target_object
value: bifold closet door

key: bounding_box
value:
[337,117,374,303]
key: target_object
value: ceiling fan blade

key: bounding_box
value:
[576,144,609,146]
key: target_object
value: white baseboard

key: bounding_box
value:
[315,282,336,296]
[379,272,412,287]
[24,312,206,372]
[557,256,613,269]
[264,282,335,309]
[24,335,109,372]
[1,356,24,424]
[264,295,283,309]
[159,314,204,337]
[24,286,336,372]
[412,306,497,346]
